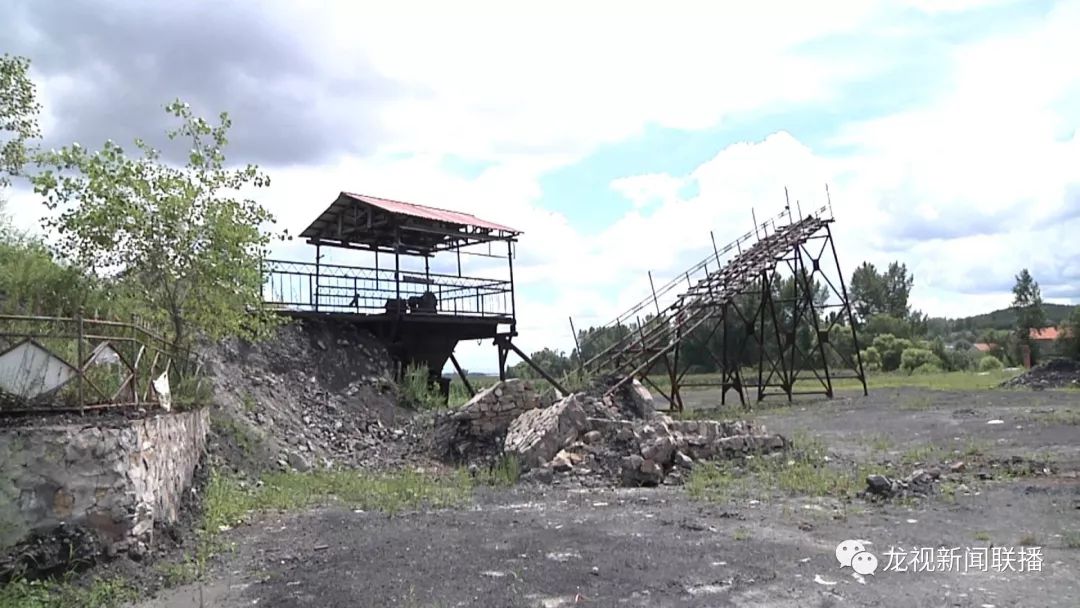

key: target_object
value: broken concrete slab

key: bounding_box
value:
[503,395,588,471]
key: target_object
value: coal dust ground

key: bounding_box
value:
[139,386,1079,607]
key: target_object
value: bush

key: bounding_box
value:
[399,363,445,410]
[913,362,943,375]
[872,334,914,372]
[978,355,1004,372]
[860,346,882,371]
[900,348,942,374]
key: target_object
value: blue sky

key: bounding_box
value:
[4,0,1079,372]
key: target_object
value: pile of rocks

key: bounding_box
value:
[432,378,546,464]
[1000,358,1080,390]
[439,377,788,487]
[203,320,429,474]
[861,468,940,500]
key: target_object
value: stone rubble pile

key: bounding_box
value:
[439,377,788,487]
[203,320,429,474]
[433,378,546,463]
[1000,358,1080,390]
[861,468,939,500]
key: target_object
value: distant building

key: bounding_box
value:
[972,342,994,353]
[1025,326,1073,366]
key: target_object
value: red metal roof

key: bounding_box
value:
[1030,326,1069,341]
[341,192,520,234]
[973,342,993,352]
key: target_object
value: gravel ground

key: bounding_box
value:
[137,386,1080,608]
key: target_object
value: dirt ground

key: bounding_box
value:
[138,386,1079,608]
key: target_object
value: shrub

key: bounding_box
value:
[978,355,1004,372]
[399,363,445,410]
[900,348,942,374]
[860,346,882,371]
[913,362,943,375]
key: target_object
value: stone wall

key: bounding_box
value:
[0,408,209,557]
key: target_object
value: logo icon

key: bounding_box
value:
[835,539,865,568]
[836,540,878,576]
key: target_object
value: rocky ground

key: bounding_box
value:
[138,385,1080,608]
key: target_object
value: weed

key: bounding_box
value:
[899,395,933,411]
[974,531,992,542]
[211,414,262,456]
[687,434,882,502]
[472,454,521,488]
[0,576,136,608]
[862,434,893,453]
[1018,533,1038,546]
[1018,409,1080,426]
[401,363,447,410]
[734,527,750,541]
[1064,531,1080,549]
[900,444,946,465]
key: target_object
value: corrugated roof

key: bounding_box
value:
[1030,327,1064,341]
[341,192,520,234]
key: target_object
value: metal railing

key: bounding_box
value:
[0,314,203,413]
[262,259,515,319]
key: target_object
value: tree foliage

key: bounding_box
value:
[0,54,41,186]
[849,261,914,322]
[1059,306,1080,361]
[31,100,281,350]
[1011,268,1046,338]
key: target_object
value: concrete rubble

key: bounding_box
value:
[439,377,788,487]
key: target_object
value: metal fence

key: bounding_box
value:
[262,259,515,318]
[0,314,204,413]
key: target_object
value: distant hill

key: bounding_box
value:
[933,303,1075,332]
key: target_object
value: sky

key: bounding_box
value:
[3,0,1079,373]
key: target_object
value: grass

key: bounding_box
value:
[0,577,136,608]
[974,531,992,542]
[158,466,478,590]
[900,443,947,465]
[898,394,933,411]
[686,432,884,501]
[1064,531,1080,549]
[1018,408,1080,426]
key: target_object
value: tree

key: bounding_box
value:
[883,262,914,318]
[1,54,41,187]
[1058,306,1080,360]
[1010,268,1046,363]
[849,262,886,321]
[507,348,574,380]
[32,100,280,351]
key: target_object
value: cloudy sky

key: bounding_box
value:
[3,0,1078,372]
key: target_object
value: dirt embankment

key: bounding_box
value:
[201,319,436,475]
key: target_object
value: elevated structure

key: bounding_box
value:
[576,195,867,411]
[263,192,564,396]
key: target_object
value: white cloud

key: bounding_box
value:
[7,0,1080,374]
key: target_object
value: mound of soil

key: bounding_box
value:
[1000,358,1080,390]
[202,319,436,475]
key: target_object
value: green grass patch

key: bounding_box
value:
[0,576,136,608]
[1018,408,1080,426]
[686,432,884,502]
[471,454,521,488]
[974,531,992,542]
[159,467,477,588]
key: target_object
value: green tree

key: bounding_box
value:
[849,261,886,321]
[1,54,41,186]
[1058,306,1080,360]
[507,347,574,380]
[32,100,280,351]
[1010,268,1046,363]
[883,261,914,318]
